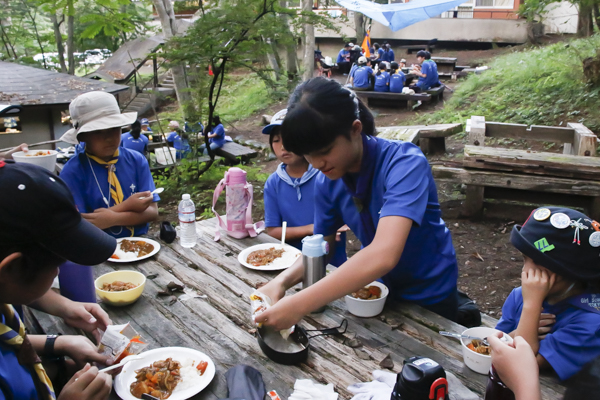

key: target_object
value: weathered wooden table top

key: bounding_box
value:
[25,218,564,399]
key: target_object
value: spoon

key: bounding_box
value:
[439,331,490,346]
[281,221,287,247]
[140,187,164,199]
[98,354,145,373]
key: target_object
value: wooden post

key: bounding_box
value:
[463,186,485,217]
[568,122,597,156]
[591,196,600,221]
[468,116,485,146]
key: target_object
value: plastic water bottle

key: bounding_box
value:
[178,194,197,248]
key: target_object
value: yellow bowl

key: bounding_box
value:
[95,270,146,306]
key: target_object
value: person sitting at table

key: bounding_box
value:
[381,43,395,63]
[389,62,406,93]
[254,77,459,331]
[371,42,383,62]
[336,43,352,75]
[399,58,407,69]
[166,120,191,159]
[140,118,152,133]
[374,62,390,92]
[120,120,148,155]
[495,206,600,381]
[262,109,347,267]
[0,161,117,400]
[350,56,374,91]
[199,115,226,155]
[409,50,439,93]
[59,91,160,239]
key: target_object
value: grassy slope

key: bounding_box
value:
[414,35,600,133]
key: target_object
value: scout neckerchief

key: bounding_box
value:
[0,304,56,400]
[342,134,378,245]
[276,163,319,201]
[86,149,134,236]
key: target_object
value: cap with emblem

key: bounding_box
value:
[0,161,117,265]
[511,206,600,281]
[262,109,287,135]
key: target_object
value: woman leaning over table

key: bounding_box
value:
[255,77,459,330]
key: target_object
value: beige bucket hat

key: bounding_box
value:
[60,91,137,144]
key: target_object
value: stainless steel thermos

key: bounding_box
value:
[302,234,329,312]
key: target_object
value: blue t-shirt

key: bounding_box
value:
[496,288,600,380]
[352,66,373,89]
[166,131,191,159]
[389,71,406,93]
[121,132,148,155]
[417,60,439,90]
[264,166,347,267]
[0,311,40,400]
[60,146,160,238]
[210,124,226,148]
[313,139,458,305]
[377,48,384,59]
[336,49,349,63]
[382,49,395,62]
[374,71,390,92]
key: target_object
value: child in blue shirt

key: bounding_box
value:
[121,120,148,155]
[336,43,352,74]
[350,56,374,90]
[166,120,191,159]
[60,91,159,239]
[199,115,226,155]
[382,43,395,63]
[495,206,600,381]
[389,62,406,93]
[374,62,390,92]
[262,109,347,267]
[255,77,459,330]
[411,50,440,92]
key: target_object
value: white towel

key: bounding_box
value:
[288,379,339,400]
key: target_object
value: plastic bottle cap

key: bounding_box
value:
[182,194,191,200]
[302,234,329,257]
[226,167,247,185]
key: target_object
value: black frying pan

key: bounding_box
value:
[257,319,348,365]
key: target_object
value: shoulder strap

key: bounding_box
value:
[244,182,264,237]
[212,178,227,241]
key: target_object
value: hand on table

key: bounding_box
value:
[489,334,541,400]
[254,295,305,331]
[521,265,555,307]
[61,302,112,342]
[58,364,112,400]
[55,335,112,368]
[538,313,555,340]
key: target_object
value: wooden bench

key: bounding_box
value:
[214,141,258,165]
[377,123,462,155]
[398,39,438,54]
[426,85,445,103]
[355,91,431,110]
[431,57,457,78]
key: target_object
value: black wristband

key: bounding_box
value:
[44,334,59,356]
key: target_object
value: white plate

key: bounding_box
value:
[114,347,216,400]
[107,237,161,263]
[238,243,301,271]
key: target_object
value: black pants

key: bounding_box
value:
[421,289,459,322]
[338,61,351,74]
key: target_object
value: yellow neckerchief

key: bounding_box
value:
[0,304,56,400]
[86,149,134,236]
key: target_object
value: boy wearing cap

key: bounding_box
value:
[140,118,152,133]
[59,91,159,239]
[262,110,347,267]
[496,206,600,380]
[166,120,191,159]
[0,161,116,399]
[350,56,374,90]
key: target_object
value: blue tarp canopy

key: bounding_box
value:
[335,0,468,31]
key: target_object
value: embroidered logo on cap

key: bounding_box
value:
[534,238,555,253]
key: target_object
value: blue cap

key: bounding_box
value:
[302,234,329,257]
[262,109,287,135]
[140,118,149,125]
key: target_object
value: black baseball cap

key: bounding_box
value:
[0,160,116,265]
[511,206,600,281]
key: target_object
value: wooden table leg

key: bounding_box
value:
[591,196,600,220]
[463,185,485,217]
[407,100,414,110]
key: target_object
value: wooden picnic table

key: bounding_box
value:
[24,218,564,399]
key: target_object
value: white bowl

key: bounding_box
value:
[345,281,389,318]
[460,326,512,375]
[12,150,58,172]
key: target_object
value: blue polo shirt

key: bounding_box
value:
[382,49,395,62]
[210,124,226,147]
[352,66,373,89]
[417,60,439,90]
[374,72,390,92]
[390,71,406,93]
[336,49,349,63]
[377,48,384,59]
[0,312,40,400]
[60,146,160,238]
[121,132,148,155]
[496,288,600,380]
[166,131,191,159]
[264,167,347,267]
[313,139,458,305]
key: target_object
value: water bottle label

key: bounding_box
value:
[179,211,195,223]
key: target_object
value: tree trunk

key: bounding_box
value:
[264,37,281,80]
[67,0,75,75]
[23,5,47,69]
[354,12,364,46]
[152,0,195,119]
[577,3,594,37]
[281,1,299,81]
[50,13,67,73]
[301,0,314,81]
[593,2,600,32]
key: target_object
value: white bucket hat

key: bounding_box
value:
[59,91,137,144]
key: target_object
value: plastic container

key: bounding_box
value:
[225,167,250,239]
[12,150,58,172]
[461,327,513,375]
[345,281,389,318]
[155,147,177,165]
[178,194,197,248]
[95,270,146,306]
[58,261,96,303]
[302,235,329,313]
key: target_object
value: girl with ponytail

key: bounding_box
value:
[255,77,459,330]
[374,62,390,92]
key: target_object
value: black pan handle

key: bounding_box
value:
[306,319,348,338]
